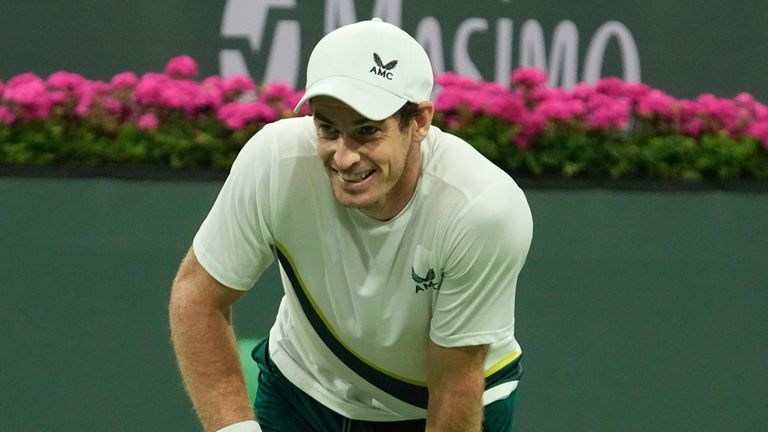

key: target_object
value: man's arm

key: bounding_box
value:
[425,341,489,432]
[169,247,255,431]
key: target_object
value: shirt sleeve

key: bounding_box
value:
[192,125,277,291]
[429,182,533,347]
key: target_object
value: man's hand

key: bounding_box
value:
[425,341,489,432]
[169,247,255,431]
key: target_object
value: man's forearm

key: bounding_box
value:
[426,342,488,432]
[426,387,483,432]
[170,287,254,431]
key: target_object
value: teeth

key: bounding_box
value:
[338,170,373,182]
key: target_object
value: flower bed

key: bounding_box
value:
[1,55,767,181]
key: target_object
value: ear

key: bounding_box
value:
[411,101,435,143]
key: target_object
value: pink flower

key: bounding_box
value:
[111,72,138,89]
[536,98,585,122]
[135,73,171,106]
[0,106,16,124]
[436,72,481,90]
[69,81,113,117]
[624,82,651,101]
[734,92,756,109]
[222,75,256,99]
[159,80,199,112]
[260,82,294,108]
[693,94,721,116]
[100,96,123,115]
[48,90,68,105]
[198,89,225,111]
[202,76,223,89]
[260,82,300,114]
[595,77,626,97]
[682,118,705,137]
[569,82,595,101]
[677,99,697,124]
[217,105,247,129]
[636,90,678,119]
[588,100,631,129]
[126,67,189,117]
[585,92,622,125]
[435,74,505,115]
[165,55,198,79]
[755,103,768,122]
[196,76,226,111]
[90,80,111,94]
[217,101,278,129]
[535,99,570,122]
[515,109,546,146]
[74,89,95,117]
[3,74,46,105]
[484,93,527,123]
[746,120,768,149]
[434,88,466,112]
[47,71,86,91]
[465,92,490,113]
[690,94,742,134]
[476,81,505,96]
[0,79,4,95]
[2,74,52,119]
[137,113,160,130]
[5,72,43,88]
[530,86,561,105]
[511,67,548,89]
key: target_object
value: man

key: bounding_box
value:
[170,18,533,432]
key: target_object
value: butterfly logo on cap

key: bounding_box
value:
[370,53,398,80]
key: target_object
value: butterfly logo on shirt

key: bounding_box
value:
[412,267,443,293]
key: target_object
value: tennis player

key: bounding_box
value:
[169,18,533,432]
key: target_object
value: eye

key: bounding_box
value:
[357,125,379,137]
[317,123,339,139]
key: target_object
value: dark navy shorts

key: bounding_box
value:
[251,338,519,432]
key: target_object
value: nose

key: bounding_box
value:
[333,135,361,170]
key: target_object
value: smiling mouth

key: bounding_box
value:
[337,169,375,183]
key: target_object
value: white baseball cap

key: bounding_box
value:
[294,18,434,121]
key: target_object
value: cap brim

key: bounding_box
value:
[294,76,407,121]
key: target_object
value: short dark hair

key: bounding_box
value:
[393,102,421,131]
[308,98,420,130]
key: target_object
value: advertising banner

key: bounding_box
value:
[2,1,767,101]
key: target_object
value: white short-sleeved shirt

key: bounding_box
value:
[193,116,533,421]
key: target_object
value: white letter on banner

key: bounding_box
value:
[415,16,446,77]
[220,0,297,79]
[219,50,249,78]
[263,21,301,86]
[519,19,546,71]
[548,20,579,88]
[583,20,641,84]
[494,18,513,87]
[454,18,488,79]
[221,0,295,51]
[325,0,356,33]
[373,0,402,26]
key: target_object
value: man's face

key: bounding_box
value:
[313,96,421,221]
